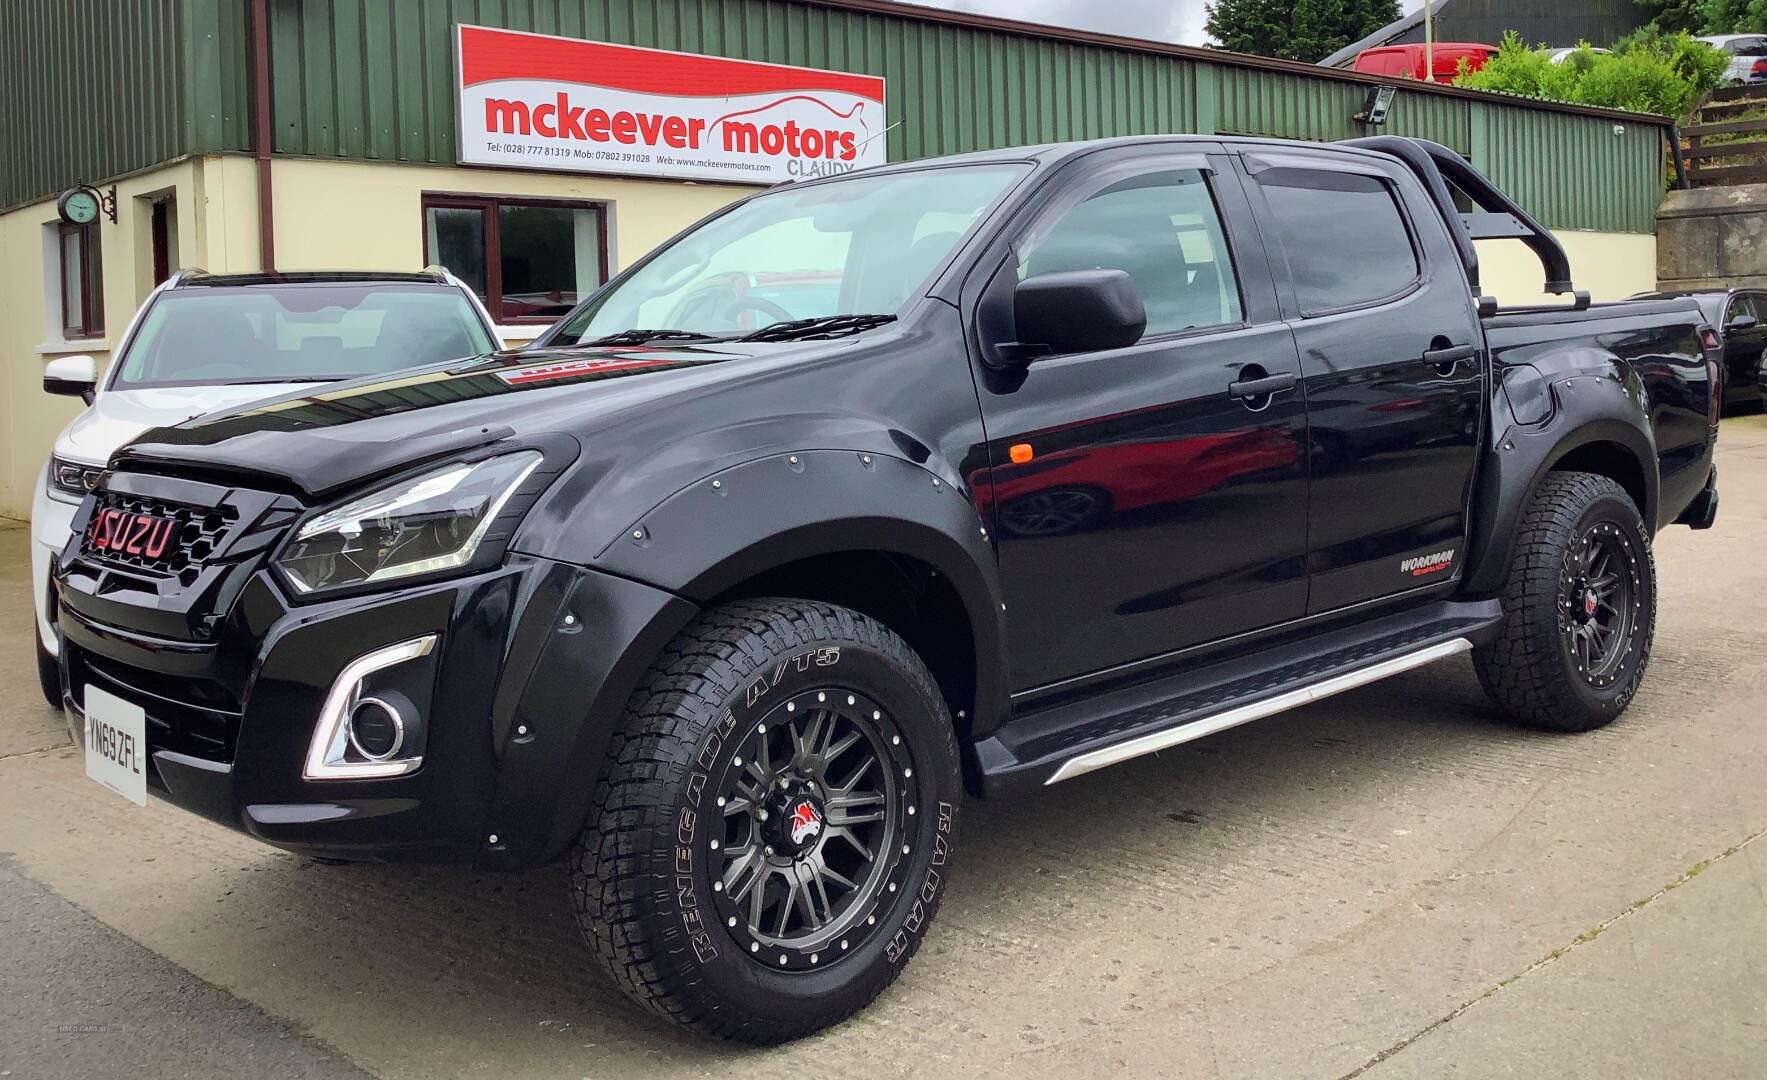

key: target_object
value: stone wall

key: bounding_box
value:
[1657,184,1767,291]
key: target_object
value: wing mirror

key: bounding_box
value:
[43,354,97,405]
[1725,313,1758,333]
[988,269,1147,368]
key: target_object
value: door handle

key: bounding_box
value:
[1229,372,1298,399]
[1423,344,1477,375]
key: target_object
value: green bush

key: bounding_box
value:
[1453,30,1727,117]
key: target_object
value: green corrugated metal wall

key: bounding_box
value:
[0,0,249,211]
[0,0,1666,233]
[262,0,1664,233]
[1472,101,1663,234]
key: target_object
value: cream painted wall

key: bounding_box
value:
[0,155,262,519]
[1474,230,1658,307]
[269,158,758,328]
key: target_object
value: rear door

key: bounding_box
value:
[1241,148,1485,613]
[968,147,1310,691]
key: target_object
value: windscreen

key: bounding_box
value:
[113,284,497,390]
[548,162,1027,344]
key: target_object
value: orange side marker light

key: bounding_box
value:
[1008,443,1034,464]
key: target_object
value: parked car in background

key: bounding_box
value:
[1544,46,1611,65]
[1695,34,1767,83]
[52,134,1719,1042]
[1351,42,1497,82]
[1631,287,1767,414]
[30,269,498,707]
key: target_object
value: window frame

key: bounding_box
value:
[1005,155,1252,348]
[420,193,610,326]
[58,221,104,339]
[1249,159,1426,320]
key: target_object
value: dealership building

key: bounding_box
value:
[0,0,1676,520]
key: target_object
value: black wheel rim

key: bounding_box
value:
[1559,521,1641,688]
[709,688,918,969]
[1000,489,1097,536]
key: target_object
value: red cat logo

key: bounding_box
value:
[788,801,824,845]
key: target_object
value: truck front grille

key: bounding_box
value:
[82,492,242,586]
[72,647,244,765]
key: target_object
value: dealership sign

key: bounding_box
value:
[455,25,887,183]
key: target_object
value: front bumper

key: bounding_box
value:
[59,555,694,867]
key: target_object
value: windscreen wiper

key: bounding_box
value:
[231,376,350,384]
[735,314,897,342]
[576,328,725,347]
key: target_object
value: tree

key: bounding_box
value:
[1205,0,1402,62]
[1632,0,1767,34]
[1632,0,1707,34]
[1698,0,1754,30]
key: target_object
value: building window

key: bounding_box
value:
[59,222,104,338]
[422,195,607,323]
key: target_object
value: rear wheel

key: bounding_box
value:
[571,599,961,1043]
[36,629,61,709]
[1474,471,1655,731]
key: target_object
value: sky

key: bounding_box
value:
[907,0,1428,48]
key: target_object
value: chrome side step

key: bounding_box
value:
[1043,638,1474,785]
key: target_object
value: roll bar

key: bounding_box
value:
[1342,135,1577,298]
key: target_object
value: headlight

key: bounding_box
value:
[49,456,103,500]
[278,452,543,594]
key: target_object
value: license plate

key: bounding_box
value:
[87,507,180,561]
[85,686,148,806]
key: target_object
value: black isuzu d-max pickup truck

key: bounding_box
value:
[54,135,1720,1042]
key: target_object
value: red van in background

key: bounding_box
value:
[1352,42,1497,81]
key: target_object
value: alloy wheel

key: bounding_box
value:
[1558,520,1641,689]
[709,688,919,969]
[999,489,1099,536]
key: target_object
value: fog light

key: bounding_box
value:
[347,696,408,761]
[303,636,435,781]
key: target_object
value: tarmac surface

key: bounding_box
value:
[2,417,1764,1079]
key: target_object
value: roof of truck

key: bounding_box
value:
[835,134,1398,179]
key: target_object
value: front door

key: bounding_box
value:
[1722,292,1767,401]
[1242,150,1485,613]
[970,152,1310,691]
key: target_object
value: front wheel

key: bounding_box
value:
[571,599,961,1043]
[1474,471,1656,731]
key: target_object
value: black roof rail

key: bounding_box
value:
[1342,135,1576,297]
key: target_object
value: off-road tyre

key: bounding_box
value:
[571,598,961,1044]
[36,629,61,709]
[1474,471,1655,732]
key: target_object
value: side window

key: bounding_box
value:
[1018,169,1243,337]
[1257,169,1419,315]
[1729,294,1762,327]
